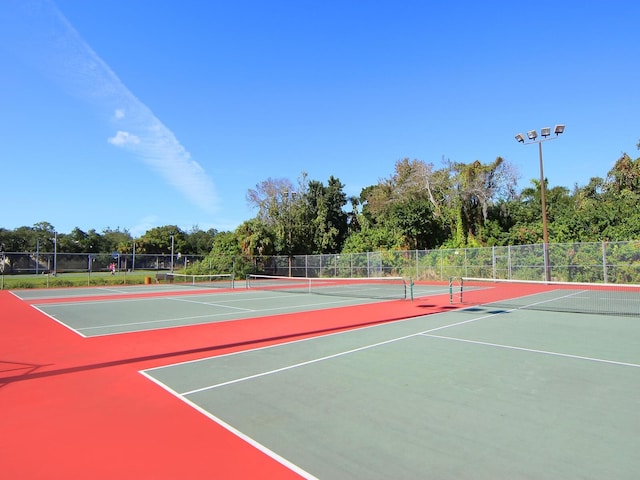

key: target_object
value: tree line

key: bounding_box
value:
[0,223,218,257]
[2,140,639,265]
[234,148,640,259]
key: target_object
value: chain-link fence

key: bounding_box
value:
[255,241,640,284]
[3,240,640,284]
[0,252,204,275]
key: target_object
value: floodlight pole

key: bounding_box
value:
[1,244,4,290]
[284,192,297,277]
[53,231,57,276]
[537,140,551,283]
[170,235,175,273]
[515,125,565,282]
[288,209,292,278]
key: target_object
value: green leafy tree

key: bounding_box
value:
[246,176,297,256]
[341,223,405,253]
[2,226,36,251]
[184,226,218,255]
[58,228,86,253]
[448,157,517,247]
[236,218,275,258]
[139,226,184,254]
[303,176,348,254]
[358,158,452,249]
[102,228,132,254]
[605,153,640,194]
[387,199,445,250]
[245,172,349,256]
[202,230,253,276]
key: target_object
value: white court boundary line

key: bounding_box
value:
[29,289,262,307]
[30,305,88,337]
[143,302,637,480]
[141,307,489,480]
[179,310,503,396]
[140,371,319,480]
[53,294,359,336]
[421,334,640,369]
[178,300,639,397]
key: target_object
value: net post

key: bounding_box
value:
[409,277,414,301]
[449,276,463,304]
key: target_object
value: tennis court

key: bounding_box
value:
[2,277,639,478]
[142,286,640,479]
[16,275,428,337]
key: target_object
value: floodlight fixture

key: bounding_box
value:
[513,123,565,282]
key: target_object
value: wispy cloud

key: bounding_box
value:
[0,0,219,214]
[108,130,140,146]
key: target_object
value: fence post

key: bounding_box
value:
[492,246,496,279]
[602,241,608,284]
[464,248,468,278]
[350,253,353,278]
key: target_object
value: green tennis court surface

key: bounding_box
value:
[18,283,430,337]
[13,283,189,300]
[144,302,640,479]
[9,278,640,478]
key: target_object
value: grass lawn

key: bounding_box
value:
[0,270,161,289]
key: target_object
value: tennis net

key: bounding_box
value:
[167,273,235,289]
[458,277,640,317]
[246,274,407,300]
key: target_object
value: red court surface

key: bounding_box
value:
[0,283,540,479]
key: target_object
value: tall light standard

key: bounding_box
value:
[53,231,57,276]
[170,234,175,273]
[284,191,296,276]
[132,239,136,272]
[36,238,40,275]
[515,124,565,282]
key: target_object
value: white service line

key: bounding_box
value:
[167,296,256,311]
[420,333,640,369]
[76,296,358,332]
[180,308,508,396]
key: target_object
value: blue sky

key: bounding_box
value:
[1,1,638,237]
